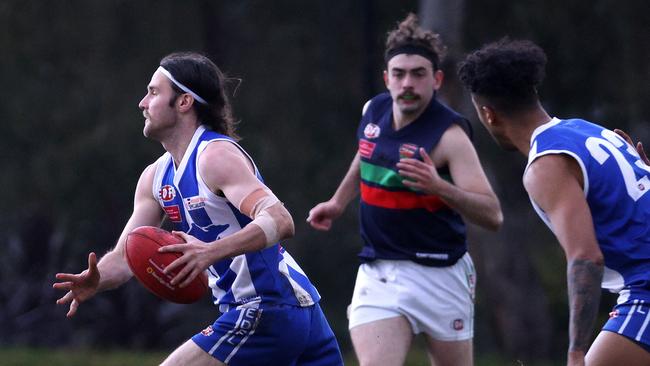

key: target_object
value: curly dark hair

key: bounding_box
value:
[160,52,239,140]
[457,38,547,114]
[385,13,447,70]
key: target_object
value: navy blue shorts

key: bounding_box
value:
[192,303,343,365]
[603,299,650,353]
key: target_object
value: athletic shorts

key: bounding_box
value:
[348,253,476,341]
[603,298,650,353]
[192,303,343,365]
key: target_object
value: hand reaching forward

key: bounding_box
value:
[159,231,213,288]
[53,252,100,318]
[306,201,344,231]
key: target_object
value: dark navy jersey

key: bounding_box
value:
[527,118,650,301]
[356,92,472,266]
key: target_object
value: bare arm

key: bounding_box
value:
[161,141,294,287]
[306,152,361,231]
[524,154,604,365]
[96,164,166,290]
[53,164,165,316]
[397,124,503,230]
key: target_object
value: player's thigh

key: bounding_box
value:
[424,336,473,366]
[350,315,413,366]
[586,331,650,366]
[161,339,224,366]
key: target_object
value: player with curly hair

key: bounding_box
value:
[459,38,650,366]
[308,13,503,366]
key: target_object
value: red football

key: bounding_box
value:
[125,226,208,304]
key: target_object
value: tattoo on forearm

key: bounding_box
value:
[567,258,604,353]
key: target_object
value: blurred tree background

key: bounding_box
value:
[0,0,648,364]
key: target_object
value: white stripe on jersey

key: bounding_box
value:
[279,252,316,306]
[229,256,258,304]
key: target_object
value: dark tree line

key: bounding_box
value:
[1,1,648,363]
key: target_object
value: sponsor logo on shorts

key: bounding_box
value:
[452,319,464,331]
[609,310,619,318]
[227,308,262,346]
[364,123,381,139]
[201,325,214,336]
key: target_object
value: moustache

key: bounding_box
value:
[398,93,419,101]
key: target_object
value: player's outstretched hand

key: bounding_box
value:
[53,252,100,318]
[306,201,343,231]
[615,128,649,165]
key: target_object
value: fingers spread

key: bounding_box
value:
[164,255,187,275]
[56,290,74,305]
[67,299,79,318]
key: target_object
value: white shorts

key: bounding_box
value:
[347,253,476,341]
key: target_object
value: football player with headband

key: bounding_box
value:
[308,13,502,366]
[54,52,343,366]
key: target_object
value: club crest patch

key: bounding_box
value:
[452,319,464,331]
[364,123,381,139]
[399,143,419,158]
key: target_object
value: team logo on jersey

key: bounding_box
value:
[159,185,176,202]
[399,143,419,159]
[452,319,464,331]
[200,325,214,336]
[359,139,376,158]
[364,123,381,139]
[185,196,206,210]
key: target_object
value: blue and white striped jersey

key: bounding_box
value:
[152,125,320,310]
[526,118,650,302]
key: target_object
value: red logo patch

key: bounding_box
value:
[452,319,464,331]
[159,185,176,202]
[399,143,419,159]
[359,139,376,158]
[201,325,214,336]
[163,205,182,222]
[364,123,381,139]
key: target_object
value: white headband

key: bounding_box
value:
[157,66,208,105]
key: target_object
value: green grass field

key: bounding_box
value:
[0,347,561,366]
[0,347,560,366]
